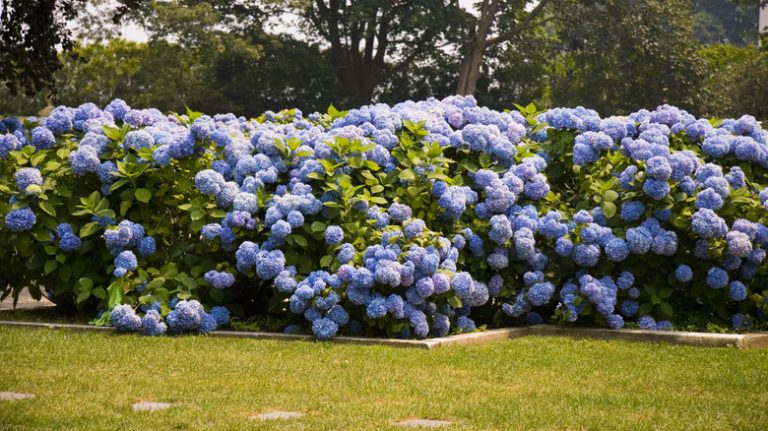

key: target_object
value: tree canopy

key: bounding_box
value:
[1,0,767,118]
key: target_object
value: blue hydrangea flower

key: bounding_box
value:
[137,236,156,257]
[366,296,388,318]
[5,207,36,232]
[271,220,292,239]
[645,156,672,180]
[731,313,748,331]
[31,126,56,149]
[141,310,167,336]
[199,313,218,333]
[605,238,629,262]
[287,210,304,228]
[695,188,724,210]
[124,130,154,151]
[728,281,747,301]
[105,98,130,121]
[527,282,555,306]
[555,237,574,256]
[44,110,73,134]
[0,134,21,158]
[325,225,343,244]
[110,304,142,332]
[233,193,259,213]
[573,244,600,267]
[388,202,412,222]
[488,215,512,244]
[620,201,645,222]
[114,250,138,277]
[642,178,670,200]
[692,209,728,239]
[255,250,286,280]
[706,267,729,289]
[204,270,235,289]
[637,315,657,330]
[726,231,752,258]
[167,300,204,332]
[651,231,678,256]
[59,233,81,252]
[675,264,693,282]
[15,168,43,195]
[523,174,550,200]
[404,219,426,238]
[194,169,226,196]
[312,317,338,340]
[455,316,476,333]
[337,243,355,264]
[607,314,624,329]
[620,300,639,317]
[573,210,593,224]
[617,272,634,290]
[209,306,231,326]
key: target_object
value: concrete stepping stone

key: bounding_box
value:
[251,410,305,420]
[0,392,34,401]
[132,401,173,411]
[0,287,55,310]
[395,418,452,428]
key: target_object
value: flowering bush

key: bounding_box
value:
[1,97,767,339]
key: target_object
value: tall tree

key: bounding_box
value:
[0,0,84,95]
[692,0,760,46]
[551,0,707,115]
[475,20,557,110]
[295,0,464,105]
[455,0,554,96]
[0,0,149,96]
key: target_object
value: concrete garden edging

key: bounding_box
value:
[1,320,766,349]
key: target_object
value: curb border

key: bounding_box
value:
[1,320,767,349]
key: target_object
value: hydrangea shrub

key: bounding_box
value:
[1,97,767,339]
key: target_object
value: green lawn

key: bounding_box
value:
[1,327,767,431]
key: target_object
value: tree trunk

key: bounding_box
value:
[456,44,486,95]
[335,59,385,106]
[456,0,498,96]
[456,0,552,96]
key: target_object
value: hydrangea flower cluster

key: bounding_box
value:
[2,97,768,338]
[109,301,229,335]
[104,220,156,277]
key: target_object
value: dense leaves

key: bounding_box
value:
[0,0,83,95]
[1,96,768,339]
[6,0,764,118]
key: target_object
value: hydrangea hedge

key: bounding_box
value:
[1,96,767,339]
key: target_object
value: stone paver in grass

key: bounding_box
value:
[0,392,34,401]
[251,410,306,420]
[131,401,173,412]
[0,288,55,311]
[394,418,453,428]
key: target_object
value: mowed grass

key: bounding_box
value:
[0,327,767,431]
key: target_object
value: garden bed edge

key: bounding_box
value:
[2,320,767,349]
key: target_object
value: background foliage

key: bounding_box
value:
[0,0,766,119]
